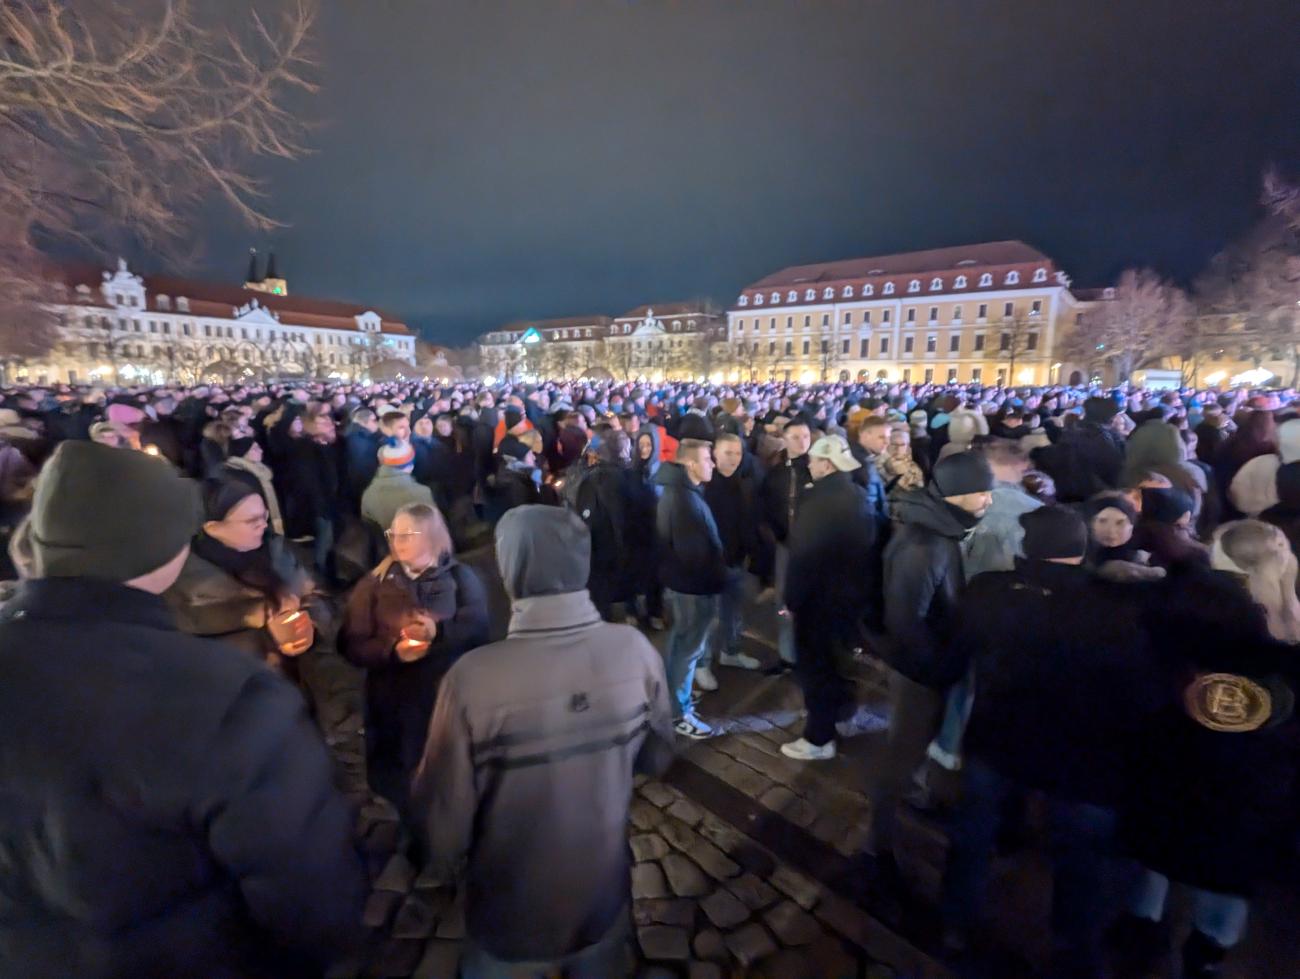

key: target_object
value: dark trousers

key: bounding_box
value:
[793,611,853,747]
[865,667,946,854]
[941,757,1119,977]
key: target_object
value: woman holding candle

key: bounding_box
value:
[340,502,489,811]
[166,479,326,682]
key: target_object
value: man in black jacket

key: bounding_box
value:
[655,438,726,739]
[862,450,994,881]
[0,441,366,979]
[759,418,815,667]
[940,507,1161,974]
[700,433,764,691]
[780,435,876,761]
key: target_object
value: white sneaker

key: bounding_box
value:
[719,651,762,671]
[675,714,714,740]
[780,737,837,761]
[693,666,719,692]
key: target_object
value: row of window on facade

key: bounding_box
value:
[738,268,1054,307]
[73,314,404,350]
[734,329,1039,359]
[735,300,1043,334]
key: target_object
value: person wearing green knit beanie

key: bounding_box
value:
[28,440,201,582]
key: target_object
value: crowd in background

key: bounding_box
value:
[0,374,1298,979]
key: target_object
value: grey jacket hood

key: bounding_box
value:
[494,504,591,599]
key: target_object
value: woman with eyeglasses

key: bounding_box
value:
[340,501,489,812]
[165,479,326,684]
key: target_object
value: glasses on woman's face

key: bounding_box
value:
[385,530,423,542]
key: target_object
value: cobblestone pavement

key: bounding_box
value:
[315,549,1298,979]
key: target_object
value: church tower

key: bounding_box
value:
[243,248,288,296]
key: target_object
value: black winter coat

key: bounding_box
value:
[1122,568,1300,896]
[703,456,763,570]
[573,462,637,605]
[959,561,1165,807]
[1031,422,1126,503]
[655,462,726,595]
[760,451,814,543]
[0,578,366,979]
[342,427,381,510]
[784,471,876,627]
[881,486,979,687]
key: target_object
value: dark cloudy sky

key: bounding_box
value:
[193,0,1299,345]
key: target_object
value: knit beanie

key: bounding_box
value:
[228,436,257,458]
[1020,506,1089,561]
[1141,487,1195,525]
[1084,397,1120,425]
[201,479,262,522]
[504,406,524,430]
[378,441,416,470]
[30,441,200,582]
[931,452,994,497]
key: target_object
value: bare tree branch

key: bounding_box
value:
[0,0,318,356]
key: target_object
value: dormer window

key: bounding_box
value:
[770,292,780,304]
[822,287,834,299]
[176,297,190,312]
[883,282,895,296]
[672,320,681,330]
[1103,287,1116,300]
[738,295,749,306]
[930,278,943,291]
[1033,268,1048,283]
[954,275,967,289]
[156,295,171,310]
[1005,271,1020,285]
[907,280,920,293]
[842,285,853,298]
[978,273,993,287]
[787,290,798,303]
[804,289,815,301]
[754,294,764,305]
[862,284,873,297]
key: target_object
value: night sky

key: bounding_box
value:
[190,0,1299,346]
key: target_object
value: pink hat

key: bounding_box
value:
[106,403,146,426]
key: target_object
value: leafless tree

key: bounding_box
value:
[1264,167,1300,231]
[0,0,316,356]
[1196,219,1300,384]
[1060,269,1194,383]
[817,336,842,382]
[603,340,635,381]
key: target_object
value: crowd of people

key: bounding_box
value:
[0,373,1297,978]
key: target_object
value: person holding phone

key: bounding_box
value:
[340,502,488,813]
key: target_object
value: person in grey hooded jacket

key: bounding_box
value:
[412,505,674,978]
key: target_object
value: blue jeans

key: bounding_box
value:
[941,758,1119,969]
[664,590,718,718]
[704,567,746,667]
[1128,869,1249,948]
[460,904,631,978]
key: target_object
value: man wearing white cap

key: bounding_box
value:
[780,434,879,761]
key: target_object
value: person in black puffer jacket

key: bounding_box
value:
[655,439,726,739]
[0,441,366,979]
[571,430,638,621]
[340,502,489,815]
[939,508,1166,974]
[1113,552,1300,978]
[862,451,994,878]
